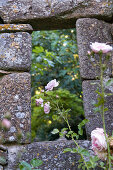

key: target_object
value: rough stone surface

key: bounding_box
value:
[0,73,31,143]
[76,18,113,80]
[82,79,113,138]
[5,140,93,170]
[111,24,113,36]
[0,32,31,71]
[0,165,3,170]
[0,0,112,30]
[0,145,7,152]
[0,24,33,33]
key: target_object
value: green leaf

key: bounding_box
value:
[78,158,83,163]
[68,131,73,135]
[105,93,113,96]
[61,128,68,132]
[19,161,32,170]
[59,128,68,137]
[80,149,90,157]
[66,134,69,138]
[82,166,86,170]
[51,128,59,134]
[30,158,43,168]
[90,82,98,85]
[110,156,113,160]
[78,163,83,169]
[104,107,108,112]
[52,115,58,120]
[93,107,101,113]
[88,156,99,168]
[95,90,103,98]
[86,161,92,167]
[91,100,96,105]
[33,46,44,54]
[106,78,113,86]
[78,119,89,136]
[71,148,77,153]
[72,133,79,139]
[77,147,90,157]
[105,55,110,61]
[19,165,26,170]
[59,70,67,76]
[63,148,72,153]
[100,161,105,167]
[94,97,105,107]
[77,147,83,153]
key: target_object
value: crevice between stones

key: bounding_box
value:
[0,16,4,24]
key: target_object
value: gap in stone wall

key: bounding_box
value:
[31,29,86,142]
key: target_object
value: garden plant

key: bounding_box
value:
[31,29,84,141]
[34,42,113,169]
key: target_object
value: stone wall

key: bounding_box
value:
[0,0,113,30]
[5,140,92,170]
[0,0,112,169]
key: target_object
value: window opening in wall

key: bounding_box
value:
[31,29,86,142]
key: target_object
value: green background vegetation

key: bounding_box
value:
[31,29,85,141]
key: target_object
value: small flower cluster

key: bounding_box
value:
[36,79,59,114]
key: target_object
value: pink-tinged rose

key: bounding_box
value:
[2,119,11,129]
[90,42,113,53]
[91,128,107,152]
[45,79,59,91]
[36,98,43,107]
[44,102,50,114]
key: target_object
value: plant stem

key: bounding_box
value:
[66,119,89,170]
[99,53,111,170]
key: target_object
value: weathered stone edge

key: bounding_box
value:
[0,24,33,33]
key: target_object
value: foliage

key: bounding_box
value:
[31,88,85,141]
[31,29,84,141]
[49,94,100,169]
[31,29,82,97]
[50,44,113,169]
[40,88,99,170]
[19,158,43,170]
